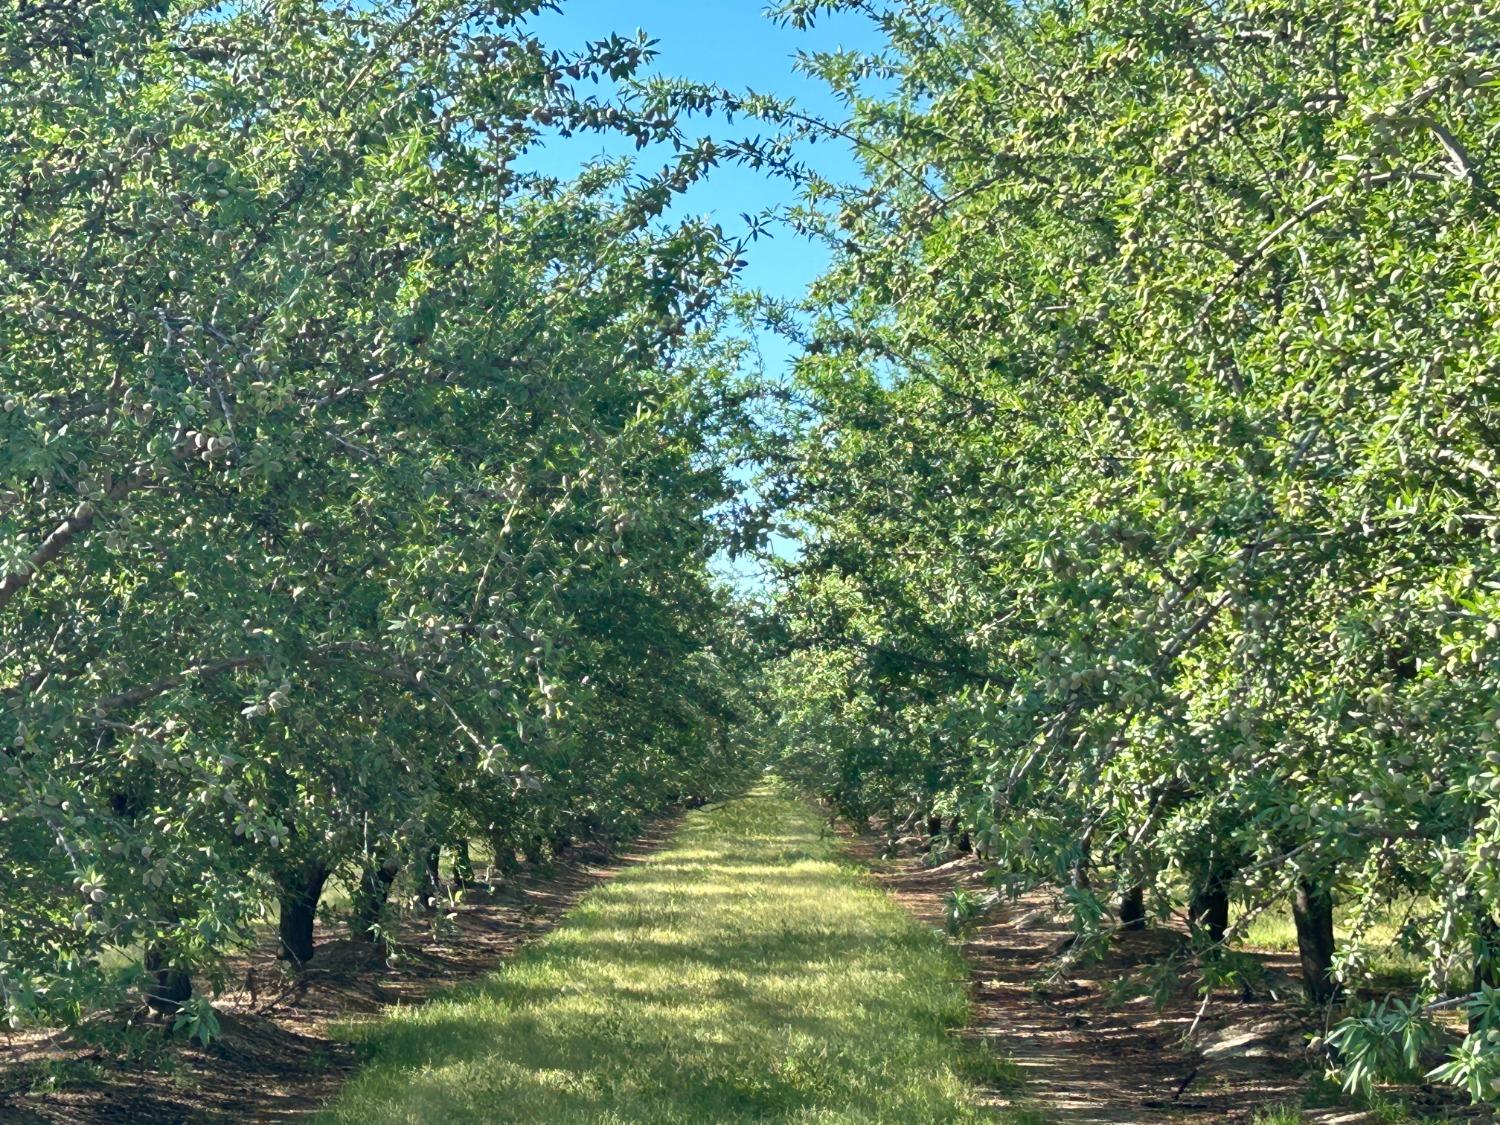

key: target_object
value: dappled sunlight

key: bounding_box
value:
[326,783,987,1123]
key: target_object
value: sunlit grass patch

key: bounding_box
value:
[323,782,996,1123]
[1236,900,1427,987]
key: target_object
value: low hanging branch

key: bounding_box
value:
[0,470,151,614]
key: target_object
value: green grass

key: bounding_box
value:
[1299,1074,1424,1123]
[322,782,996,1123]
[1236,901,1426,986]
[990,1109,1048,1125]
[1250,1104,1303,1125]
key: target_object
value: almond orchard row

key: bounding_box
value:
[1,0,754,1029]
[761,0,1500,1102]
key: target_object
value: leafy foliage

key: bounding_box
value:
[1,0,751,1028]
[760,0,1500,1100]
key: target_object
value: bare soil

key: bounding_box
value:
[0,823,676,1124]
[848,829,1496,1124]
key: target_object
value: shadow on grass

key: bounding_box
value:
[323,783,994,1124]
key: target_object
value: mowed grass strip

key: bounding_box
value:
[323,782,991,1123]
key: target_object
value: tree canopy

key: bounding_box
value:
[1,0,751,1027]
[763,0,1500,1100]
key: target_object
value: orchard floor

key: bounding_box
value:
[855,833,1497,1125]
[8,788,1487,1124]
[0,821,678,1123]
[322,782,996,1123]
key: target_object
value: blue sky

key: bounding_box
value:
[520,1,883,299]
[517,2,889,589]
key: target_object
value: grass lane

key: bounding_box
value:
[323,781,993,1123]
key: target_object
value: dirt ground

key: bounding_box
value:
[852,829,1496,1124]
[0,824,677,1124]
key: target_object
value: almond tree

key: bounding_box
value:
[1,0,749,1026]
[765,0,1500,1097]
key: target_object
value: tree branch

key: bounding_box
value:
[0,470,151,615]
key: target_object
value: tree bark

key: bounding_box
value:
[452,839,474,886]
[488,833,518,877]
[925,814,943,849]
[1070,841,1091,891]
[351,855,401,944]
[420,846,441,910]
[1189,865,1231,945]
[0,472,148,615]
[942,816,972,854]
[277,859,330,965]
[143,945,193,1015]
[1293,877,1340,1003]
[523,835,545,865]
[1117,884,1147,932]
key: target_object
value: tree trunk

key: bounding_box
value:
[453,839,474,886]
[1070,840,1091,891]
[420,846,441,910]
[1472,914,1500,1034]
[1293,878,1339,1003]
[277,858,330,966]
[351,855,401,944]
[523,836,545,865]
[488,831,518,879]
[143,945,193,1015]
[1189,866,1231,945]
[1118,884,1146,932]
